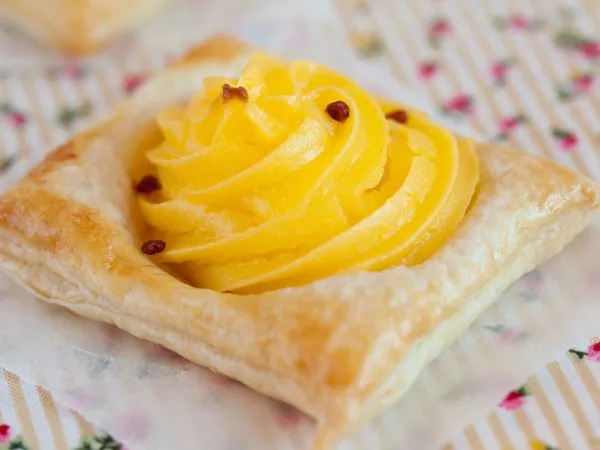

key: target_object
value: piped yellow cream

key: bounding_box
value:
[139,52,479,293]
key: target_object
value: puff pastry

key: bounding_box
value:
[0,35,598,449]
[0,0,168,55]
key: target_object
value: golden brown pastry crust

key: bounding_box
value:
[0,35,598,448]
[0,0,168,55]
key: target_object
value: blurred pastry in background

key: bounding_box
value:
[0,0,169,56]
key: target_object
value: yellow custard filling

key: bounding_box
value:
[139,53,479,294]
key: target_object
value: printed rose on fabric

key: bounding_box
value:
[498,327,528,344]
[495,114,528,141]
[551,127,578,151]
[499,385,530,410]
[0,425,10,444]
[427,18,451,48]
[0,428,28,450]
[123,73,148,94]
[483,324,527,344]
[580,42,600,60]
[57,102,93,128]
[493,14,543,31]
[418,61,438,80]
[556,72,595,101]
[350,33,384,58]
[0,103,28,129]
[568,340,600,363]
[490,59,516,87]
[573,73,595,92]
[587,342,600,363]
[441,93,474,118]
[554,30,600,60]
[6,112,27,128]
[519,268,543,301]
[50,63,87,80]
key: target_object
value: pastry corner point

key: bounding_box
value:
[172,34,251,69]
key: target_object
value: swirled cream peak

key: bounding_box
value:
[139,52,479,293]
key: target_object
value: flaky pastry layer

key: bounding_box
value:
[0,0,167,55]
[0,35,598,449]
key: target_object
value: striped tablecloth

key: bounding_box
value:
[1,0,600,449]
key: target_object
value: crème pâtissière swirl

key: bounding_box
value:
[138,53,480,294]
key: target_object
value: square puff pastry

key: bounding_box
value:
[0,35,599,449]
[0,0,168,55]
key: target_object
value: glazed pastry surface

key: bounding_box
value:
[0,35,598,449]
